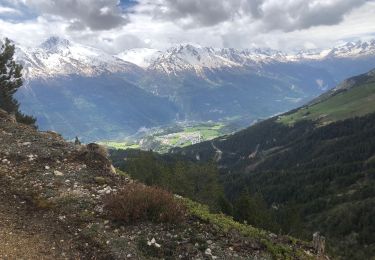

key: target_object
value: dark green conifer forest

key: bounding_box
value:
[0,39,35,125]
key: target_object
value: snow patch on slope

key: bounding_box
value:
[10,37,375,79]
[15,37,140,79]
[116,48,161,68]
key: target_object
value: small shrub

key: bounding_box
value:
[104,183,185,224]
[76,143,114,173]
[80,143,109,159]
[89,143,109,158]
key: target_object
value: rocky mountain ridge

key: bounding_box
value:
[14,37,375,79]
[148,40,375,75]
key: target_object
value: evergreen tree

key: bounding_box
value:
[233,191,277,231]
[217,194,233,215]
[0,38,35,125]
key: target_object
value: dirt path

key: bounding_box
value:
[211,141,223,162]
[0,189,88,260]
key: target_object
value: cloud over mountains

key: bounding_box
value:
[0,0,374,52]
[150,0,369,31]
[24,0,128,30]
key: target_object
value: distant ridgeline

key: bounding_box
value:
[15,38,375,141]
[111,69,375,259]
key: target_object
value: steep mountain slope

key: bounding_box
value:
[0,109,324,259]
[172,69,375,259]
[173,68,375,162]
[279,68,375,125]
[116,48,161,68]
[141,44,339,123]
[16,37,143,79]
[16,75,178,141]
[14,38,375,141]
[14,38,177,141]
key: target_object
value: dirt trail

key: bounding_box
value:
[0,189,87,259]
[211,141,223,162]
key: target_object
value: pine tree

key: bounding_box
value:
[0,38,36,125]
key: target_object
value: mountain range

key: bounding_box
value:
[13,37,375,141]
[18,37,375,78]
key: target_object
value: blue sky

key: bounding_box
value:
[119,0,138,9]
[0,1,34,21]
[0,0,136,20]
[0,0,374,53]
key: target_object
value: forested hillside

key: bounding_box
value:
[111,69,375,259]
[171,69,375,259]
[220,114,375,259]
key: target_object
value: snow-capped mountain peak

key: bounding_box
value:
[16,37,141,79]
[9,37,375,79]
[327,40,375,57]
[293,40,375,60]
[149,40,375,75]
[40,36,71,52]
[148,44,242,75]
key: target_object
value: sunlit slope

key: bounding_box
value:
[279,69,375,125]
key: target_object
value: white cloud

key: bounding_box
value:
[24,0,128,31]
[0,16,67,47]
[145,0,371,31]
[0,0,374,52]
[0,6,21,15]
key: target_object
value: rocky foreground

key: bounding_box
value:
[0,109,327,259]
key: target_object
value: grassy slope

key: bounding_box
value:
[100,141,140,150]
[182,198,315,260]
[278,82,375,125]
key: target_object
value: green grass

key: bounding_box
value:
[99,141,140,150]
[279,83,375,125]
[101,123,226,152]
[183,123,225,139]
[181,198,313,260]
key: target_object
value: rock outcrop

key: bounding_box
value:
[313,232,326,257]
